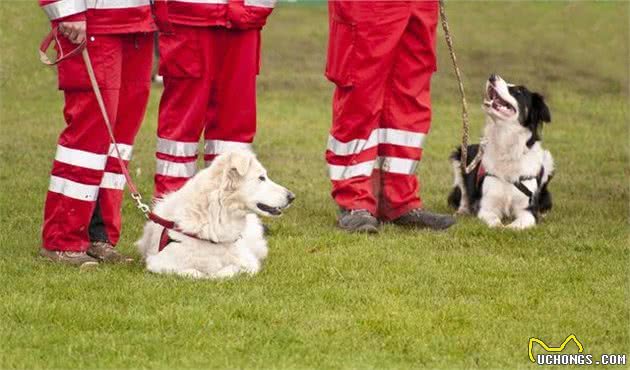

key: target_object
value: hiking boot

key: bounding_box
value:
[87,241,134,263]
[338,209,379,234]
[39,248,100,269]
[392,208,456,230]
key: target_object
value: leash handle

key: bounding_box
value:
[80,48,151,218]
[39,28,86,66]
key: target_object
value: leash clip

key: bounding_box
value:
[131,193,151,218]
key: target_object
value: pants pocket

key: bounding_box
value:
[325,18,356,88]
[57,34,120,91]
[158,27,202,78]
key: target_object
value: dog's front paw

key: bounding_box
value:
[506,213,536,230]
[179,269,207,279]
[241,260,261,276]
[215,265,240,279]
[478,211,503,228]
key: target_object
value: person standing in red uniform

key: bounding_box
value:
[152,0,275,197]
[325,1,456,233]
[39,0,156,266]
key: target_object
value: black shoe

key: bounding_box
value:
[338,209,379,234]
[392,208,456,230]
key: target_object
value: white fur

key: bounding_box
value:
[452,76,554,229]
[136,151,293,279]
[451,160,471,215]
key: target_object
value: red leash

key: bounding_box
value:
[40,29,209,247]
[39,28,86,66]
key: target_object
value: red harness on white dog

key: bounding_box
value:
[150,213,220,252]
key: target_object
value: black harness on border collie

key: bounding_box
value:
[476,164,545,217]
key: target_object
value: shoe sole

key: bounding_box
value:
[338,223,379,234]
[39,252,100,269]
[391,220,456,231]
[87,250,134,264]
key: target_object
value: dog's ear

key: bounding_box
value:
[531,93,551,124]
[218,151,252,191]
[229,152,252,177]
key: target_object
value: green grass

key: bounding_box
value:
[1,1,628,369]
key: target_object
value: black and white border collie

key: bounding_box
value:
[448,75,554,230]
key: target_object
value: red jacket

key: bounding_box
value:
[39,0,155,34]
[160,0,275,29]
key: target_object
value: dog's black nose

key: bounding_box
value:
[286,192,295,203]
[489,74,497,83]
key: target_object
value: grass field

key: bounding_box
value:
[1,1,628,369]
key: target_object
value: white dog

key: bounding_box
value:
[136,150,295,279]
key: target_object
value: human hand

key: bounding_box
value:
[58,21,86,44]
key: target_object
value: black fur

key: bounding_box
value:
[537,175,553,214]
[508,85,551,147]
[447,186,461,209]
[447,144,485,214]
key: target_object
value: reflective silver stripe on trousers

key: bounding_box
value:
[155,159,196,178]
[42,0,87,20]
[327,128,426,156]
[327,131,378,156]
[49,176,99,201]
[204,140,253,155]
[55,145,107,170]
[328,160,375,181]
[100,172,126,190]
[376,156,419,175]
[170,0,271,6]
[170,0,227,4]
[85,0,150,9]
[108,143,133,161]
[378,128,426,148]
[244,0,276,8]
[328,156,419,181]
[156,138,198,157]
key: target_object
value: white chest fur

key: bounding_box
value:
[482,119,544,182]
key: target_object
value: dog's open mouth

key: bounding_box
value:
[485,85,516,116]
[256,203,283,216]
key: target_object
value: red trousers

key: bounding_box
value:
[154,25,259,197]
[325,1,438,220]
[43,33,153,252]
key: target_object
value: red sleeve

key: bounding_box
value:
[39,0,87,23]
